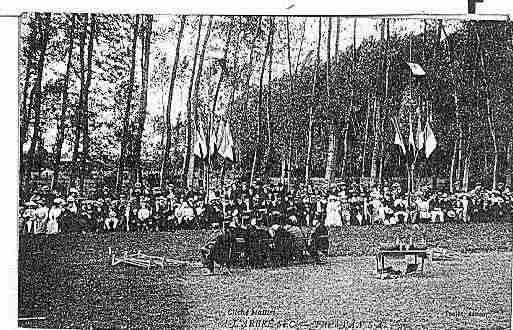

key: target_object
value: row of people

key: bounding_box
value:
[19,180,512,234]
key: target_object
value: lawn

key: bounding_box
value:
[18,222,512,329]
[185,252,512,329]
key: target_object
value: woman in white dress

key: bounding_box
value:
[325,195,342,227]
[46,199,63,234]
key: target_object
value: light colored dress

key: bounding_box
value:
[46,206,61,234]
[34,206,48,234]
[369,199,384,224]
[325,197,342,227]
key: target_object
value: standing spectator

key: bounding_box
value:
[105,210,119,231]
[47,198,63,234]
[22,201,37,234]
[138,200,152,231]
[325,194,342,227]
[60,198,76,232]
[34,199,49,234]
[77,203,92,233]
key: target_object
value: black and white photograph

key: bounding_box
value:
[14,3,513,329]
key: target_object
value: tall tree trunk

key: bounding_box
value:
[369,98,380,183]
[52,14,76,189]
[377,18,390,186]
[237,17,261,181]
[476,28,499,190]
[250,17,272,186]
[79,13,96,192]
[361,92,371,178]
[456,127,464,187]
[227,20,242,111]
[449,139,457,193]
[240,17,262,122]
[285,17,296,189]
[462,152,470,192]
[206,20,234,200]
[341,18,358,180]
[507,138,512,186]
[324,18,336,185]
[70,14,88,189]
[160,15,186,188]
[116,14,140,193]
[181,16,203,187]
[20,15,38,182]
[293,19,306,76]
[23,13,51,197]
[305,18,322,185]
[133,15,153,184]
[462,126,471,191]
[285,17,306,189]
[219,23,242,190]
[187,15,213,188]
[369,19,385,185]
[263,18,275,176]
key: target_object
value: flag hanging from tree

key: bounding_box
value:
[193,122,207,159]
[216,121,235,162]
[424,120,437,159]
[208,121,218,158]
[417,115,424,151]
[392,117,406,156]
[406,62,426,76]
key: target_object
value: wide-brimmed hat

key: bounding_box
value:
[25,201,37,207]
[370,191,381,199]
[53,198,65,205]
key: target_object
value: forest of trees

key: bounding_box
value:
[18,14,513,198]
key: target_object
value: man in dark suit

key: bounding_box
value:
[308,219,329,263]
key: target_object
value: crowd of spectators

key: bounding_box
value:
[19,179,513,235]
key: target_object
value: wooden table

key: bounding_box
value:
[376,249,428,274]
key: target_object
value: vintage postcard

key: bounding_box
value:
[13,1,513,329]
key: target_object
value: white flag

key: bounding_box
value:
[425,120,437,159]
[392,117,406,155]
[217,121,235,162]
[406,62,426,76]
[417,116,424,150]
[193,122,207,159]
[208,122,218,158]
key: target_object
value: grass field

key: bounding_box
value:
[18,222,512,329]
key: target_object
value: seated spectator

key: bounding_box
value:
[284,216,306,258]
[393,197,408,224]
[416,196,431,223]
[308,219,329,262]
[430,194,444,223]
